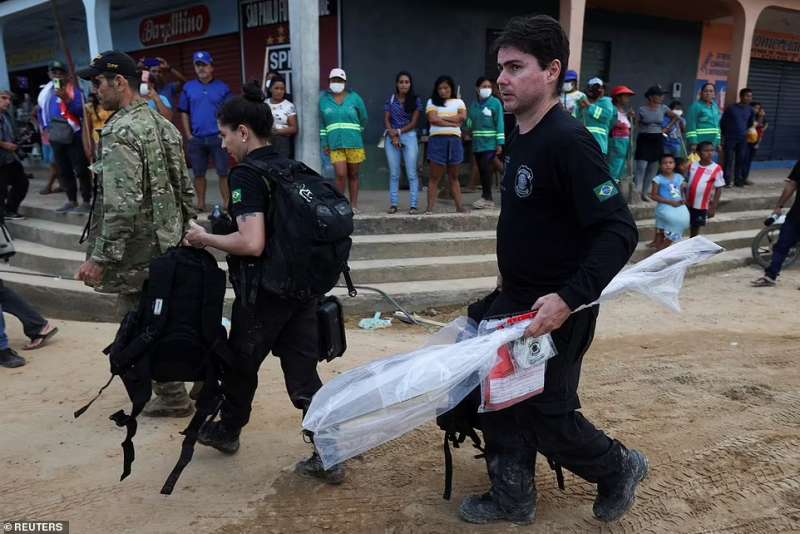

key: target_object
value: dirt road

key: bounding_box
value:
[1,265,799,533]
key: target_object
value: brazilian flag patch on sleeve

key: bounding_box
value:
[232,189,242,204]
[593,180,619,202]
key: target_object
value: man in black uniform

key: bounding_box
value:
[458,15,646,525]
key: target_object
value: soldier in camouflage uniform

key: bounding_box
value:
[76,51,196,417]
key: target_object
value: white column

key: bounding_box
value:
[82,0,112,59]
[559,0,586,79]
[0,22,9,90]
[726,2,761,106]
[289,0,320,169]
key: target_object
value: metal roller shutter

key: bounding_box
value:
[748,59,800,161]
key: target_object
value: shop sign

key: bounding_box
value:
[139,5,211,46]
[752,31,800,63]
[241,0,336,28]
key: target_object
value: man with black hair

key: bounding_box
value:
[720,88,755,187]
[76,50,196,417]
[456,14,645,526]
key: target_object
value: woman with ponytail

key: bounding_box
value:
[184,81,345,485]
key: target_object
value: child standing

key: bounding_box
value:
[687,141,725,237]
[650,154,690,249]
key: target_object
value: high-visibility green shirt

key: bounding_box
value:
[319,90,368,150]
[685,100,721,147]
[575,96,615,154]
[466,96,505,153]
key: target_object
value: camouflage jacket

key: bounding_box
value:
[86,99,195,293]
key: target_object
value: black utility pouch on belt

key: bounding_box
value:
[317,295,346,362]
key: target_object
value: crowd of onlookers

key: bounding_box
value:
[0,51,770,240]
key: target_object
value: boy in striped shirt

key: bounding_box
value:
[687,141,725,237]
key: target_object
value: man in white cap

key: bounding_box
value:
[575,77,615,155]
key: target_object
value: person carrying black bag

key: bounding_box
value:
[185,82,349,484]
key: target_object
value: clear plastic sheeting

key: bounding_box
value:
[304,235,724,469]
[585,235,724,312]
[304,319,534,468]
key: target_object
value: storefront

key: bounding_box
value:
[238,0,340,94]
[124,4,243,94]
[695,22,800,160]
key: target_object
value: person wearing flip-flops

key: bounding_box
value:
[751,160,800,288]
[0,281,58,368]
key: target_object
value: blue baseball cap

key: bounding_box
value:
[193,51,213,65]
[565,70,578,82]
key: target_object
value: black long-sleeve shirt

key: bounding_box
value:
[497,105,638,308]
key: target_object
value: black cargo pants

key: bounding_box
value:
[471,290,624,514]
[220,293,321,430]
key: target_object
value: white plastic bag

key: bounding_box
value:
[304,236,724,468]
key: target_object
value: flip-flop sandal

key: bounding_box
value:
[23,325,59,350]
[750,277,776,288]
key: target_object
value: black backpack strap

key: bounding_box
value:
[441,428,484,500]
[547,457,566,491]
[160,345,223,495]
[109,361,153,481]
[73,374,115,418]
[342,264,357,297]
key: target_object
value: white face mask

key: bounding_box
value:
[478,88,492,99]
[329,82,345,94]
[673,109,683,117]
[562,82,575,93]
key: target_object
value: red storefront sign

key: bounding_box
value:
[139,5,211,47]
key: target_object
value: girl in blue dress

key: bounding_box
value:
[650,153,690,249]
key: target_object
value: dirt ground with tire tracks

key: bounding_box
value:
[1,265,799,533]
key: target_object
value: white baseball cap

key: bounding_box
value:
[329,68,347,80]
[587,77,604,87]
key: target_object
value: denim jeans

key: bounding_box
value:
[0,282,48,349]
[766,212,800,280]
[385,131,419,208]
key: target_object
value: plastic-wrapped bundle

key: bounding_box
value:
[304,236,724,468]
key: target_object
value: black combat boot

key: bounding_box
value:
[197,420,240,454]
[459,447,536,525]
[295,451,345,485]
[593,445,648,522]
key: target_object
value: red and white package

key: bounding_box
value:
[479,311,557,413]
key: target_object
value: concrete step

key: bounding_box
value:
[626,189,778,220]
[630,229,756,262]
[6,218,85,252]
[351,231,495,260]
[348,254,498,284]
[0,246,756,322]
[636,209,767,241]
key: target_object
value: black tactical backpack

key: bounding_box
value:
[74,246,229,495]
[236,158,356,300]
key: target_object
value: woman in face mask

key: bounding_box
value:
[466,76,505,209]
[383,71,422,214]
[608,86,635,184]
[319,68,368,212]
[662,100,686,158]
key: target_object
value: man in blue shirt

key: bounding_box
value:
[178,51,231,211]
[720,88,755,187]
[37,60,91,213]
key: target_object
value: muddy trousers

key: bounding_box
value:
[474,290,625,515]
[220,294,321,430]
[115,292,189,401]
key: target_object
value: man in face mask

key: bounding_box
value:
[560,70,585,116]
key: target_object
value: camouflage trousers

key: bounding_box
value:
[116,292,190,402]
